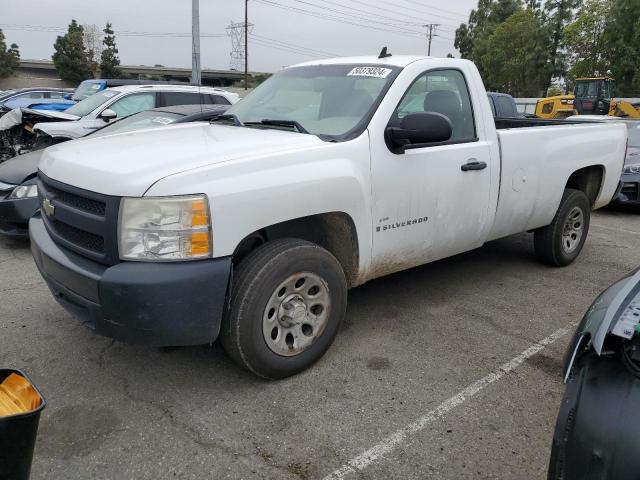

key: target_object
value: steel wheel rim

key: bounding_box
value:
[262,272,331,357]
[561,206,584,254]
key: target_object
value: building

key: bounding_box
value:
[0,59,248,90]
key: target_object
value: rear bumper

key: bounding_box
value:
[30,213,232,346]
[0,196,38,238]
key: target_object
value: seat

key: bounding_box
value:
[423,90,464,139]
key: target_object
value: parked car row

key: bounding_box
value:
[0,103,228,237]
[0,84,238,161]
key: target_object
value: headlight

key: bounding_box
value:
[9,184,38,199]
[118,195,212,261]
[624,163,640,174]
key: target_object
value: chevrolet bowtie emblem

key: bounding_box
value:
[42,198,55,217]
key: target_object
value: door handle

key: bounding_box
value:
[461,160,487,171]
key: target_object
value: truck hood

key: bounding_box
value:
[21,108,80,121]
[39,123,327,196]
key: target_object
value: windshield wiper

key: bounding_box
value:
[211,113,244,126]
[244,119,309,134]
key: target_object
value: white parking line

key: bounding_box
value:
[322,326,572,480]
[592,224,640,236]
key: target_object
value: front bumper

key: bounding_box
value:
[30,214,232,346]
[616,173,640,205]
[0,195,38,237]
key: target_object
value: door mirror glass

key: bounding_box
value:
[386,112,452,151]
[100,109,117,121]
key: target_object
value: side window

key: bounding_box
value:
[392,69,476,142]
[204,94,231,105]
[497,96,515,117]
[47,92,66,99]
[488,96,497,117]
[108,93,156,118]
[163,92,201,107]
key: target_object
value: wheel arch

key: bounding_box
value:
[232,212,361,288]
[565,165,605,207]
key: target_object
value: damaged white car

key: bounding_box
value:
[0,84,239,161]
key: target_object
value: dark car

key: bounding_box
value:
[619,123,640,206]
[487,92,524,118]
[0,104,228,237]
[549,268,640,479]
[567,115,640,207]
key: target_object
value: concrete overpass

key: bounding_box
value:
[1,59,248,89]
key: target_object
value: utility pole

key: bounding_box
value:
[244,0,249,90]
[192,0,201,85]
[423,23,440,56]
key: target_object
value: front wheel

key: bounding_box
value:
[221,238,347,379]
[534,188,590,267]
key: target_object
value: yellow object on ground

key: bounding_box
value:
[0,373,42,416]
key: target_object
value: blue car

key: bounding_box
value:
[0,88,74,116]
[567,115,640,207]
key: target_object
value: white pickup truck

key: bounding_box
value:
[30,55,627,378]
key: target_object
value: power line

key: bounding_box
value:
[0,24,226,38]
[345,0,465,26]
[253,0,424,39]
[250,34,339,57]
[389,0,470,19]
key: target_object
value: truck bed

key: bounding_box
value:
[494,117,587,129]
[487,119,627,242]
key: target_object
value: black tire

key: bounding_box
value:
[221,238,348,379]
[534,188,590,267]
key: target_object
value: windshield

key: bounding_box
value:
[0,89,18,101]
[574,81,599,99]
[90,110,183,137]
[627,122,640,148]
[225,64,401,139]
[73,81,104,101]
[65,89,118,117]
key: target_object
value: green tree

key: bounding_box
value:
[100,22,122,78]
[563,0,612,80]
[479,9,551,96]
[52,20,92,84]
[454,0,522,80]
[543,0,581,92]
[0,29,20,78]
[604,0,640,95]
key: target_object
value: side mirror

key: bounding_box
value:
[100,109,117,122]
[386,112,452,152]
[63,93,72,100]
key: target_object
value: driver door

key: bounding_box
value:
[370,68,493,277]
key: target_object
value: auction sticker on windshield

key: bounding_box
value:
[347,67,392,78]
[152,116,173,125]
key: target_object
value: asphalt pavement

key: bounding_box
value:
[1,207,638,480]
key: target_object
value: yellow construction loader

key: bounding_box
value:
[535,77,640,119]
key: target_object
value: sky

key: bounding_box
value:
[2,0,479,73]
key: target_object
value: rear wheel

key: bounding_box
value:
[221,238,347,379]
[534,188,590,267]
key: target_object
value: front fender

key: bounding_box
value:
[563,267,640,381]
[146,132,373,276]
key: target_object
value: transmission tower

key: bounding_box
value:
[226,20,253,71]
